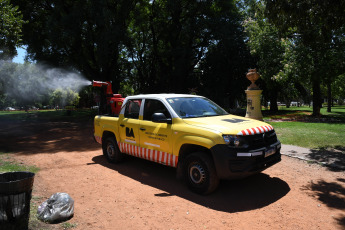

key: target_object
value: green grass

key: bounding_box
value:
[0,153,39,173]
[268,121,345,149]
[263,105,345,119]
[264,105,345,149]
[61,222,78,229]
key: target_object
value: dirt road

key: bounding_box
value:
[1,118,344,229]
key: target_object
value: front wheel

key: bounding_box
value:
[183,152,219,195]
[102,136,124,163]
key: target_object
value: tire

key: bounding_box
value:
[102,136,124,163]
[183,152,219,195]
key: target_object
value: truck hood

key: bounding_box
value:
[182,115,274,136]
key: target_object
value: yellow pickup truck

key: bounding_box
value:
[94,94,281,194]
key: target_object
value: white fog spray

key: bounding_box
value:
[0,60,92,106]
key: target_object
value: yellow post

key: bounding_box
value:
[245,69,263,121]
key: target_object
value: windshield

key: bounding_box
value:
[166,97,228,118]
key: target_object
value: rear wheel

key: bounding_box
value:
[102,136,124,163]
[183,152,219,195]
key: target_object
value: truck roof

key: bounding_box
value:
[125,94,203,100]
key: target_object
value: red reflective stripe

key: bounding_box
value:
[146,148,149,160]
[174,155,178,167]
[159,151,163,163]
[259,126,264,133]
[150,149,153,161]
[163,152,167,165]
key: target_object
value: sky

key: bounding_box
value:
[12,47,27,63]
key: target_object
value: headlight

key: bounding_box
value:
[223,135,241,147]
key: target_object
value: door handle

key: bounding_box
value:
[120,124,125,127]
[140,127,146,131]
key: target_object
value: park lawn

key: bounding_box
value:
[264,105,345,149]
[269,121,345,149]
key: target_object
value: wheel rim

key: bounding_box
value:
[106,143,115,159]
[189,163,206,184]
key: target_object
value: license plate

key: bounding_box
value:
[265,147,276,158]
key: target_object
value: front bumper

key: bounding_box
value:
[210,141,281,179]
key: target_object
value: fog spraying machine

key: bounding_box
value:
[92,80,124,116]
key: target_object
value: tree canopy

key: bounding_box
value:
[263,0,345,115]
[0,0,25,59]
[13,0,251,107]
[1,0,344,113]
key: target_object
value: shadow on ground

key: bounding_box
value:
[0,119,99,154]
[308,147,345,171]
[302,177,345,229]
[91,155,290,213]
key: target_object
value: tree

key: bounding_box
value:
[264,0,345,115]
[129,0,225,93]
[15,0,138,92]
[128,0,251,107]
[14,0,253,107]
[0,0,25,59]
[242,0,285,111]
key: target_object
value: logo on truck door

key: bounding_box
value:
[126,127,135,138]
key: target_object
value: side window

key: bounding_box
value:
[124,99,142,119]
[143,99,171,121]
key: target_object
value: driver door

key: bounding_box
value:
[118,99,142,156]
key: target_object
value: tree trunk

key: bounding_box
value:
[312,78,322,116]
[327,78,332,112]
[270,90,278,112]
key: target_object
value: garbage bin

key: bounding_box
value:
[0,172,35,230]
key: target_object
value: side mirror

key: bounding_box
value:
[152,113,172,124]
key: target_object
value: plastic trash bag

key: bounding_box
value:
[37,193,74,223]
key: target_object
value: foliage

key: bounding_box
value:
[0,0,26,58]
[263,0,345,116]
[5,0,344,113]
[198,0,252,108]
[242,0,285,111]
[14,0,251,108]
[15,0,138,92]
[49,88,80,108]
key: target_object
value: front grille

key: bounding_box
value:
[244,130,278,150]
